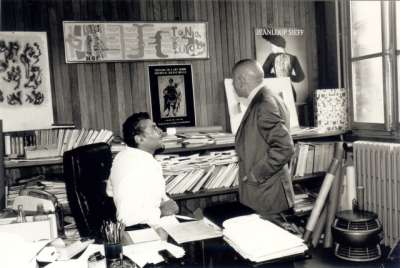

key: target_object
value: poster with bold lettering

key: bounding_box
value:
[0,32,54,131]
[148,64,195,129]
[63,22,209,62]
[255,27,307,104]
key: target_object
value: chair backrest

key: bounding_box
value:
[63,143,116,239]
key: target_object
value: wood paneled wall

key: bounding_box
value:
[1,0,320,135]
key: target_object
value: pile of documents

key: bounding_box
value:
[222,214,308,263]
[177,133,215,148]
[207,132,235,144]
[161,217,222,244]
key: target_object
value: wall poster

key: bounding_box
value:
[63,21,209,63]
[0,32,54,131]
[255,27,308,104]
[224,77,299,134]
[148,64,195,129]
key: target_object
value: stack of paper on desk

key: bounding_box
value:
[222,214,308,263]
[161,217,222,244]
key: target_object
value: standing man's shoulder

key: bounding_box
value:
[257,87,280,108]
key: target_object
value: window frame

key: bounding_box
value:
[343,0,399,137]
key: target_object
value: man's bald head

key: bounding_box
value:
[232,59,264,98]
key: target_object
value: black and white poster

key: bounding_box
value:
[255,27,307,104]
[148,64,195,129]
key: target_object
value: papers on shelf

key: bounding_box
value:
[222,214,308,263]
[161,217,222,244]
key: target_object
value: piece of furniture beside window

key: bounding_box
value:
[63,143,116,240]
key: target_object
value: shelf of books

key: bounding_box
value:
[3,127,113,168]
[156,149,239,201]
[2,128,346,210]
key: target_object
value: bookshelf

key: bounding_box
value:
[171,186,239,201]
[1,130,346,208]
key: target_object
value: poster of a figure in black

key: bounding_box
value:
[148,64,195,129]
[255,28,307,103]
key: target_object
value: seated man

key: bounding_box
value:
[107,112,179,236]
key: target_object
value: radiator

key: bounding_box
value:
[353,141,400,247]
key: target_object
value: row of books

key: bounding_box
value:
[156,150,239,195]
[290,142,335,178]
[3,127,114,159]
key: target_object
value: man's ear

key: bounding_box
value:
[134,134,143,145]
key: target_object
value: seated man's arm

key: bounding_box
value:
[160,198,179,216]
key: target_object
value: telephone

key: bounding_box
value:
[19,188,58,204]
[12,188,64,235]
[13,189,57,213]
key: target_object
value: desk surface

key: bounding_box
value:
[179,238,392,268]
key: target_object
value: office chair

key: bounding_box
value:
[63,143,116,239]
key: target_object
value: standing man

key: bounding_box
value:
[107,112,178,235]
[233,59,295,218]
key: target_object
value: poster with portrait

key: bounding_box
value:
[148,64,195,129]
[255,27,308,104]
[0,32,54,131]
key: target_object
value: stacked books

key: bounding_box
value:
[292,185,315,214]
[293,193,315,214]
[110,131,235,153]
[161,135,183,149]
[156,150,239,195]
[207,132,235,144]
[177,133,214,148]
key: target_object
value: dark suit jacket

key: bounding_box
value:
[235,87,295,215]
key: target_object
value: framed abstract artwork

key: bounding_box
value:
[0,32,53,131]
[148,64,195,129]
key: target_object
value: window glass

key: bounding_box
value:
[350,1,382,57]
[352,57,384,123]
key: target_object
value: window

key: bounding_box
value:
[346,1,398,135]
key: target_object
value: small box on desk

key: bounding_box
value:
[24,144,59,159]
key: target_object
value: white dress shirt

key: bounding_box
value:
[106,147,169,227]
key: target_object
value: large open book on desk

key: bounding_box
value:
[222,214,308,263]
